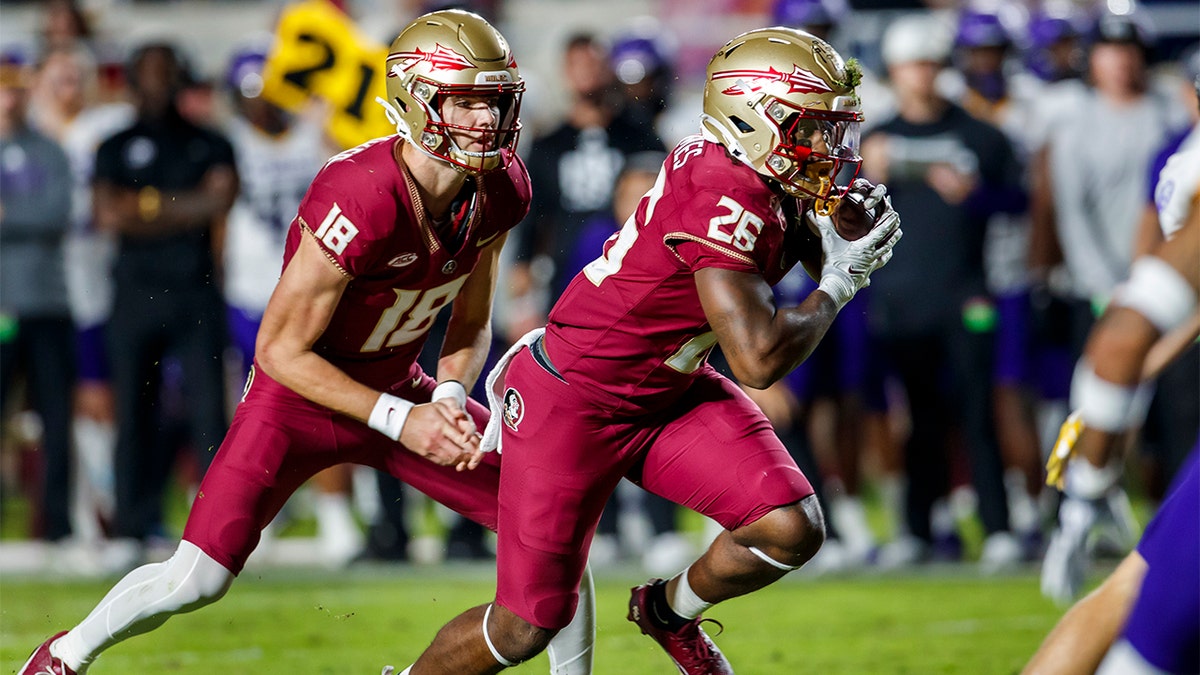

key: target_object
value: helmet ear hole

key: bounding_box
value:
[729,116,755,133]
[394,97,409,113]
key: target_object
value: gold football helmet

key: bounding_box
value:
[379,9,523,173]
[702,27,863,202]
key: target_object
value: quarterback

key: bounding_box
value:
[392,27,901,675]
[21,11,594,675]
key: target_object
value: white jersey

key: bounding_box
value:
[1154,123,1200,240]
[59,103,135,329]
[223,114,326,314]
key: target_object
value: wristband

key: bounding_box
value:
[368,392,414,441]
[817,269,855,310]
[1063,457,1121,501]
[1069,360,1151,432]
[431,380,467,408]
[1112,256,1197,334]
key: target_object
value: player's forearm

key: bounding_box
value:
[724,291,839,389]
[1024,552,1147,675]
[436,317,492,392]
[257,348,379,424]
[1142,314,1200,380]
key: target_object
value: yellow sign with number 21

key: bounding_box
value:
[262,0,395,149]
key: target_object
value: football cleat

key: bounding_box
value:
[1041,497,1098,605]
[628,580,734,675]
[19,631,76,675]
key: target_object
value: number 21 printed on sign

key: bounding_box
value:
[261,0,395,149]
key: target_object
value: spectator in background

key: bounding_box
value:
[948,7,1046,551]
[0,55,77,548]
[1032,15,1189,555]
[511,32,664,326]
[609,26,674,129]
[40,0,92,52]
[93,43,237,565]
[29,45,133,548]
[772,0,847,43]
[1023,10,1086,85]
[861,14,1022,570]
[1035,13,1188,365]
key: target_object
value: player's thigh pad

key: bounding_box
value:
[637,368,814,532]
[183,399,335,575]
[494,350,643,630]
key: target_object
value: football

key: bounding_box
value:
[831,180,885,241]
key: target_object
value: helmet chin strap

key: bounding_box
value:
[376,95,473,173]
[376,96,408,136]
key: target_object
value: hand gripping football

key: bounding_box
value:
[830,178,889,241]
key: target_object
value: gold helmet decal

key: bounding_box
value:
[710,64,834,96]
[378,9,524,174]
[702,27,863,203]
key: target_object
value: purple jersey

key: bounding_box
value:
[284,136,529,391]
[1124,448,1199,674]
[546,135,805,414]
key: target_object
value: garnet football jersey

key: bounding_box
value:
[545,134,804,415]
[283,136,529,391]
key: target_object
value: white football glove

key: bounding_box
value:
[806,187,902,309]
[845,177,890,212]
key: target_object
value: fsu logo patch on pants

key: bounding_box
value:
[502,387,523,431]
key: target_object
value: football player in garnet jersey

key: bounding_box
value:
[396,27,901,675]
[19,11,595,675]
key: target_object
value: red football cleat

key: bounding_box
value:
[627,579,734,675]
[19,631,77,675]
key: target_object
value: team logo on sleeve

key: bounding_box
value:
[502,387,524,431]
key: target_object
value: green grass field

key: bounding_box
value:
[1,562,1076,674]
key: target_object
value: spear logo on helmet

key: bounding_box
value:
[387,44,476,74]
[711,64,833,96]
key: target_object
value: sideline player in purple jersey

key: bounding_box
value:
[393,27,901,675]
[20,11,595,675]
[1028,103,1200,674]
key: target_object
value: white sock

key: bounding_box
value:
[669,567,713,620]
[547,564,595,674]
[315,492,364,566]
[830,495,876,555]
[1005,469,1040,534]
[931,498,956,538]
[878,474,907,537]
[55,541,234,670]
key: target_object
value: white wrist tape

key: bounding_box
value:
[431,380,468,408]
[817,272,855,310]
[368,393,414,441]
[1112,256,1197,334]
[1069,360,1152,432]
[1063,457,1121,501]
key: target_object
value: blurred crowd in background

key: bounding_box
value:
[0,0,1197,580]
